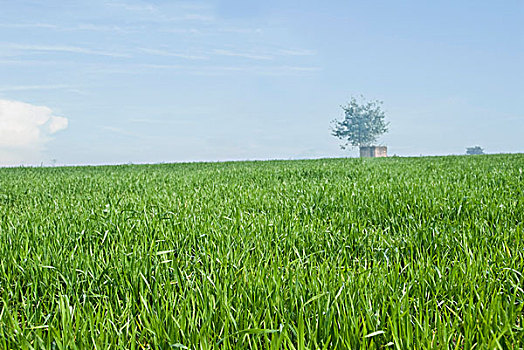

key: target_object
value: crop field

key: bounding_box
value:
[0,154,523,349]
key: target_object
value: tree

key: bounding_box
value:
[331,96,388,149]
[466,146,484,155]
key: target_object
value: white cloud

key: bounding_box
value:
[0,99,68,165]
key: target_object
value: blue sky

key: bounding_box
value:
[0,0,522,165]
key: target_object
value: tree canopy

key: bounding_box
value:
[466,146,484,155]
[331,96,388,149]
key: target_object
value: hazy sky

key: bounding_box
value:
[0,0,523,165]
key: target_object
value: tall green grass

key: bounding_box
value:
[0,154,523,349]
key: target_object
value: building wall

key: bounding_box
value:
[374,146,387,157]
[359,147,373,158]
[360,146,387,158]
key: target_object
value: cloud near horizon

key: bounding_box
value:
[0,99,68,165]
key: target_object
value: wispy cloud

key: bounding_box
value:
[129,118,193,125]
[0,22,134,33]
[134,63,321,75]
[193,65,322,76]
[144,14,215,23]
[0,59,72,66]
[217,27,263,34]
[74,23,134,33]
[4,43,130,58]
[213,49,273,60]
[161,26,261,36]
[278,48,316,56]
[179,14,214,22]
[105,1,157,13]
[88,62,321,76]
[105,2,213,22]
[161,28,203,35]
[0,23,59,29]
[0,84,74,92]
[138,48,208,60]
[101,126,142,138]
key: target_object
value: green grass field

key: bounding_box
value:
[0,154,523,349]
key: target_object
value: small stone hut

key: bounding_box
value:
[359,146,387,158]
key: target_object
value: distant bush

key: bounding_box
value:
[466,146,484,155]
